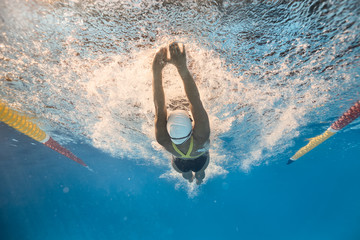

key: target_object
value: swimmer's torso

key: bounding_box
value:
[168,136,210,160]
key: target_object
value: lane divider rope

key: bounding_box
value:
[0,101,92,171]
[289,100,360,164]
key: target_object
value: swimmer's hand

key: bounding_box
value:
[168,42,187,70]
[152,47,168,72]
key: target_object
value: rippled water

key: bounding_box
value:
[1,0,359,187]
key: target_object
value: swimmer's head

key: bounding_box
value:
[167,110,192,145]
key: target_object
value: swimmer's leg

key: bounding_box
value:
[195,170,205,185]
[182,171,194,183]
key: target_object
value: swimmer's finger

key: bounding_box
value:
[180,43,185,55]
[174,43,181,55]
[155,47,162,56]
[155,48,166,60]
[159,47,167,56]
[169,42,177,55]
[161,48,168,59]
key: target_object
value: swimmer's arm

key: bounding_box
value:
[178,66,210,143]
[169,42,209,143]
[152,48,171,146]
[153,69,170,145]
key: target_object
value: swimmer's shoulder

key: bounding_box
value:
[193,137,210,153]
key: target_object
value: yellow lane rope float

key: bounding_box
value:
[0,101,91,170]
[288,100,360,164]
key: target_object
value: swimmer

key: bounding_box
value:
[152,42,210,185]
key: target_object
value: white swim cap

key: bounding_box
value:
[167,110,192,145]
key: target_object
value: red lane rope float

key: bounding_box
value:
[0,101,90,169]
[289,100,360,164]
[44,137,87,167]
[331,101,360,130]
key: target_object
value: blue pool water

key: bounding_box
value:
[1,0,360,239]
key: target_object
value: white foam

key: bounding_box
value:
[1,0,359,195]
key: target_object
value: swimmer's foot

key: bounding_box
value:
[195,171,205,185]
[189,173,195,183]
[182,172,194,183]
